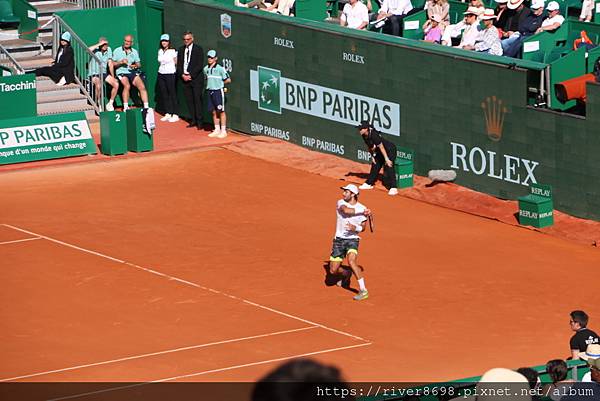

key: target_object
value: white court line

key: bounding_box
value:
[47,342,372,401]
[2,223,369,343]
[0,326,317,382]
[0,236,41,245]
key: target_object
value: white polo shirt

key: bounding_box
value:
[379,0,413,16]
[341,1,369,29]
[541,14,564,28]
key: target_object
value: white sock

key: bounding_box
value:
[358,278,366,291]
[220,124,226,132]
[124,104,129,110]
[107,100,113,105]
[143,102,149,108]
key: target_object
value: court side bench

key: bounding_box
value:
[518,183,554,228]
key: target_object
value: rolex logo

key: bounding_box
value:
[481,96,507,141]
[258,66,281,114]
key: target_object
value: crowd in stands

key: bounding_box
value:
[250,310,599,401]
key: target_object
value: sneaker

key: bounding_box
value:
[353,290,369,301]
[160,113,171,122]
[105,102,114,112]
[168,115,179,123]
[359,183,373,190]
[388,188,398,196]
[336,270,352,288]
[217,130,228,139]
[208,128,221,137]
[56,77,66,86]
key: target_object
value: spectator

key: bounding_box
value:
[340,0,369,29]
[559,353,600,401]
[423,15,444,43]
[579,344,600,382]
[87,37,119,112]
[464,9,503,55]
[112,34,150,110]
[579,0,594,22]
[157,34,179,123]
[252,358,355,401]
[569,310,599,360]
[424,0,449,29]
[34,32,74,87]
[517,367,543,401]
[536,1,564,33]
[493,0,511,35]
[235,0,295,15]
[502,0,544,58]
[441,6,480,48]
[542,359,575,401]
[460,368,532,401]
[176,31,204,130]
[501,0,531,52]
[468,0,486,19]
[377,0,414,36]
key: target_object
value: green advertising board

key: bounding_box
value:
[0,112,97,165]
[0,74,36,120]
[165,0,600,221]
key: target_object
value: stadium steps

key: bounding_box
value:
[30,0,81,42]
[36,76,98,122]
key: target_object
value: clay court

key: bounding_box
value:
[1,138,599,397]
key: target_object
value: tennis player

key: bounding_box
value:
[329,184,371,301]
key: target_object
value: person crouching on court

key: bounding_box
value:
[329,184,372,301]
[356,120,399,196]
[203,50,231,139]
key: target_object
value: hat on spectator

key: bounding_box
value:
[356,120,371,130]
[463,6,481,15]
[494,0,508,3]
[530,0,545,9]
[207,49,217,58]
[60,32,71,42]
[481,9,497,19]
[579,344,600,361]
[546,1,559,10]
[341,184,360,195]
[454,368,531,401]
[160,34,170,41]
[431,14,442,22]
[507,0,524,9]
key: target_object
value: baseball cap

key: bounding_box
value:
[356,120,370,130]
[341,184,359,195]
[207,49,217,58]
[546,1,559,10]
[530,0,544,9]
[160,33,170,41]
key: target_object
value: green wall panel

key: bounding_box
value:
[164,0,600,221]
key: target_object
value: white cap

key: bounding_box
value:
[546,1,559,10]
[341,184,359,195]
[530,0,545,9]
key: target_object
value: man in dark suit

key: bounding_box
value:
[176,31,204,129]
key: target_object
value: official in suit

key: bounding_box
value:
[176,31,204,129]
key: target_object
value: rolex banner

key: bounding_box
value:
[0,112,97,165]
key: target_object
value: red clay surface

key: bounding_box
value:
[1,146,599,392]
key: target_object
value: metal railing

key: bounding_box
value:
[61,0,135,8]
[53,15,105,112]
[0,43,25,75]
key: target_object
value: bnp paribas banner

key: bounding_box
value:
[0,112,96,165]
[0,74,37,120]
[249,66,401,137]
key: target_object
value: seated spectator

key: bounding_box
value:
[235,0,294,15]
[424,0,449,29]
[569,310,599,360]
[423,15,444,43]
[377,0,414,36]
[501,0,531,52]
[560,354,600,401]
[579,344,600,382]
[112,34,149,110]
[88,37,119,112]
[502,0,544,58]
[579,0,594,22]
[34,32,74,86]
[441,6,479,48]
[252,358,354,401]
[493,0,510,36]
[542,359,575,401]
[463,9,502,55]
[536,1,564,33]
[517,367,544,401]
[340,0,369,29]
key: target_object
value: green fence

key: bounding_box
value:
[163,0,600,221]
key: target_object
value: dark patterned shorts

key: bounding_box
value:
[329,237,360,262]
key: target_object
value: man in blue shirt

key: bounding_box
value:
[203,50,231,139]
[112,34,149,110]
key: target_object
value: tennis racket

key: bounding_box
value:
[368,213,374,233]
